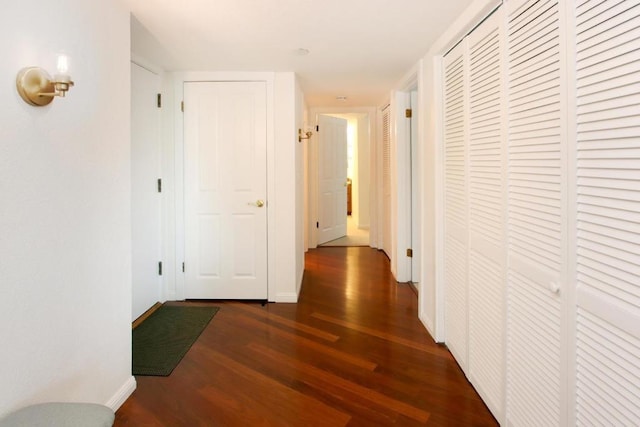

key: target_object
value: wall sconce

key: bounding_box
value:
[16,54,74,106]
[298,128,313,143]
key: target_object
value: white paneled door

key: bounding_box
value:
[131,63,161,321]
[317,114,348,245]
[183,81,268,299]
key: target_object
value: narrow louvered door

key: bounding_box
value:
[466,9,505,420]
[574,1,640,424]
[505,0,566,425]
[382,106,392,258]
[443,40,469,370]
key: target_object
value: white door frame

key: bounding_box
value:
[307,107,377,249]
[392,71,419,283]
[172,72,276,301]
[410,90,420,283]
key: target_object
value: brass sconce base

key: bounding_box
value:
[16,67,56,106]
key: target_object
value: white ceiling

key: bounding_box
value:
[127,0,473,107]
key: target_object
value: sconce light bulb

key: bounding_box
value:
[56,54,69,74]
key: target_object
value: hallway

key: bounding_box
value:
[319,216,370,247]
[115,248,496,426]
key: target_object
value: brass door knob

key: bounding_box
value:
[248,200,265,207]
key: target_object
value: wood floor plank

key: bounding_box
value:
[228,301,341,342]
[247,342,431,424]
[231,312,378,371]
[196,346,352,427]
[115,247,497,426]
[310,311,453,358]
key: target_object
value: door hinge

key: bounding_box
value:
[157,93,162,108]
[316,125,319,132]
[405,108,412,118]
[182,262,185,273]
[158,261,163,275]
[406,248,413,257]
[316,221,319,229]
[157,178,162,193]
[181,101,184,112]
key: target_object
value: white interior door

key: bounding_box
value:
[183,81,267,299]
[131,62,161,321]
[317,114,348,244]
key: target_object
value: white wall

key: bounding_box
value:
[357,114,371,229]
[159,72,177,301]
[295,78,306,293]
[274,72,303,302]
[0,0,135,417]
[303,114,310,252]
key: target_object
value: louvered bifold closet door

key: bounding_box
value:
[467,9,505,420]
[506,0,566,425]
[443,41,469,369]
[574,1,640,425]
[382,107,392,258]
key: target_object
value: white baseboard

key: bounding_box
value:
[105,376,136,411]
[297,270,304,297]
[274,292,298,303]
[419,313,438,343]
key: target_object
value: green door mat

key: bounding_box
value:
[132,305,219,376]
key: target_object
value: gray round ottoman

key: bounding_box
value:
[0,403,114,427]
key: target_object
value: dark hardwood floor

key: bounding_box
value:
[115,247,497,426]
